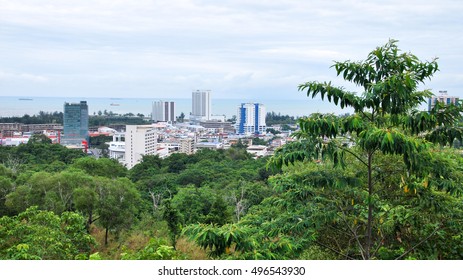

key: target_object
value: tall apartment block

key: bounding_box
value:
[62,101,89,146]
[152,100,175,123]
[125,125,157,169]
[236,103,266,135]
[428,91,460,111]
[191,90,211,122]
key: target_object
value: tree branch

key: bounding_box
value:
[314,240,355,260]
[338,144,368,167]
[394,225,442,260]
[336,205,366,260]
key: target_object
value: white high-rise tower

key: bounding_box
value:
[191,90,211,122]
[235,103,266,135]
[152,100,175,123]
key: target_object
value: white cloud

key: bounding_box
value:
[0,71,49,83]
[1,0,462,99]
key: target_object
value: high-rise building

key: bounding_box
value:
[236,103,266,135]
[428,91,460,111]
[191,90,211,122]
[62,101,88,146]
[125,125,158,169]
[152,100,175,123]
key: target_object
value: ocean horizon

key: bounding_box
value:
[1,95,355,119]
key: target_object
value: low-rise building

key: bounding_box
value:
[195,141,223,151]
[246,145,268,158]
[179,138,194,155]
[108,133,126,164]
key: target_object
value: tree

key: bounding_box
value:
[268,40,463,259]
[0,207,95,260]
[252,137,268,146]
[96,177,141,245]
[177,112,185,123]
[28,134,52,145]
[0,176,14,216]
[71,157,127,179]
[128,155,163,182]
[5,170,94,215]
[162,199,182,249]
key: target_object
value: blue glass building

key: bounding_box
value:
[62,101,89,146]
[236,103,266,135]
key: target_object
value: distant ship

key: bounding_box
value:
[18,98,33,101]
[110,103,120,106]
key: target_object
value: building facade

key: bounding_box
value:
[179,138,194,155]
[199,120,235,133]
[108,133,126,164]
[428,91,460,111]
[152,100,175,123]
[236,103,266,135]
[124,125,157,169]
[191,90,211,122]
[62,101,88,146]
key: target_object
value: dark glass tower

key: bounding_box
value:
[62,101,88,146]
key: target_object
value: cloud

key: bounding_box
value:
[0,71,49,83]
[1,0,462,100]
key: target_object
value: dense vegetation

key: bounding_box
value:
[0,111,148,127]
[0,111,63,124]
[1,40,463,260]
[0,139,274,259]
[266,111,298,126]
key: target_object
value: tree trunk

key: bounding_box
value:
[86,210,93,233]
[365,152,373,260]
[105,227,109,246]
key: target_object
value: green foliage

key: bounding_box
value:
[203,196,233,226]
[28,134,53,145]
[0,137,277,259]
[88,115,148,127]
[0,176,14,216]
[121,238,184,260]
[162,199,182,249]
[96,177,141,245]
[89,135,112,148]
[183,221,301,260]
[0,207,95,260]
[0,141,85,168]
[252,137,268,146]
[266,111,297,126]
[71,157,127,178]
[5,170,94,215]
[0,111,63,124]
[265,39,463,259]
[128,155,163,182]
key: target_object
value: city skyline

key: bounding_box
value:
[1,1,462,101]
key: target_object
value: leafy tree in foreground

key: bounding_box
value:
[0,207,95,260]
[267,39,463,259]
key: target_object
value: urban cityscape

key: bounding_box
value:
[0,89,459,170]
[2,1,463,273]
[1,89,294,169]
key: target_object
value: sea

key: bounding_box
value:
[0,96,353,119]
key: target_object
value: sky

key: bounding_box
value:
[1,0,462,101]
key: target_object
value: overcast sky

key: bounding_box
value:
[1,0,462,100]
